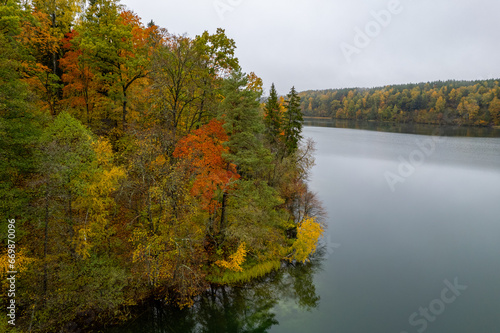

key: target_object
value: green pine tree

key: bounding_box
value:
[264,83,282,147]
[218,70,272,179]
[283,86,303,156]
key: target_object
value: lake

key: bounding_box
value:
[108,122,500,333]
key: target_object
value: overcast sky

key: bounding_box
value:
[120,0,500,95]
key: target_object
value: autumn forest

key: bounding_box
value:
[0,0,325,331]
[301,79,500,126]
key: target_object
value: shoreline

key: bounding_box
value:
[303,117,499,129]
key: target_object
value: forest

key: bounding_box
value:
[300,79,500,126]
[0,0,325,331]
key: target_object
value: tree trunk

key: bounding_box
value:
[219,191,227,236]
[68,188,76,256]
[122,88,127,129]
[51,13,57,76]
[43,191,49,298]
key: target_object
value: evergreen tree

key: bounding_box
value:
[264,83,282,146]
[216,70,273,240]
[283,86,303,156]
[218,70,272,178]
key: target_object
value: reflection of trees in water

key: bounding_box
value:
[108,251,325,333]
[304,119,500,137]
[194,284,278,333]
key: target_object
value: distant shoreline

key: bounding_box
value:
[303,117,499,128]
[303,116,332,120]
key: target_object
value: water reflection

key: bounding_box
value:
[304,118,500,137]
[107,251,326,333]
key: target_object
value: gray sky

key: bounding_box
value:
[120,0,500,95]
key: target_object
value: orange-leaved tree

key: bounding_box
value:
[59,30,101,125]
[173,119,239,215]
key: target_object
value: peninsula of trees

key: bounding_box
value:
[300,79,500,126]
[0,0,323,331]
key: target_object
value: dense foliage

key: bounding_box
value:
[300,79,500,126]
[0,0,324,331]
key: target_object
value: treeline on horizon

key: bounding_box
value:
[299,79,500,126]
[0,0,325,331]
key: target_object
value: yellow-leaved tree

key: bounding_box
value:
[216,242,247,272]
[289,216,324,263]
[74,138,126,258]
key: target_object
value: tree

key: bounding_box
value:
[457,97,479,123]
[435,96,446,113]
[0,0,43,229]
[224,179,288,260]
[215,241,247,272]
[288,216,324,263]
[218,70,272,179]
[283,86,303,156]
[32,0,83,74]
[78,1,149,129]
[193,28,240,126]
[489,97,500,125]
[149,31,203,144]
[37,112,96,293]
[59,30,101,125]
[173,119,239,216]
[148,28,239,153]
[264,83,282,147]
[73,138,125,257]
[20,7,61,115]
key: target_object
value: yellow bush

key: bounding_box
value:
[289,216,324,263]
[216,242,247,272]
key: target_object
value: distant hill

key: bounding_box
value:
[299,79,500,126]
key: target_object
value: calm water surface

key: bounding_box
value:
[272,124,500,333]
[109,123,500,333]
